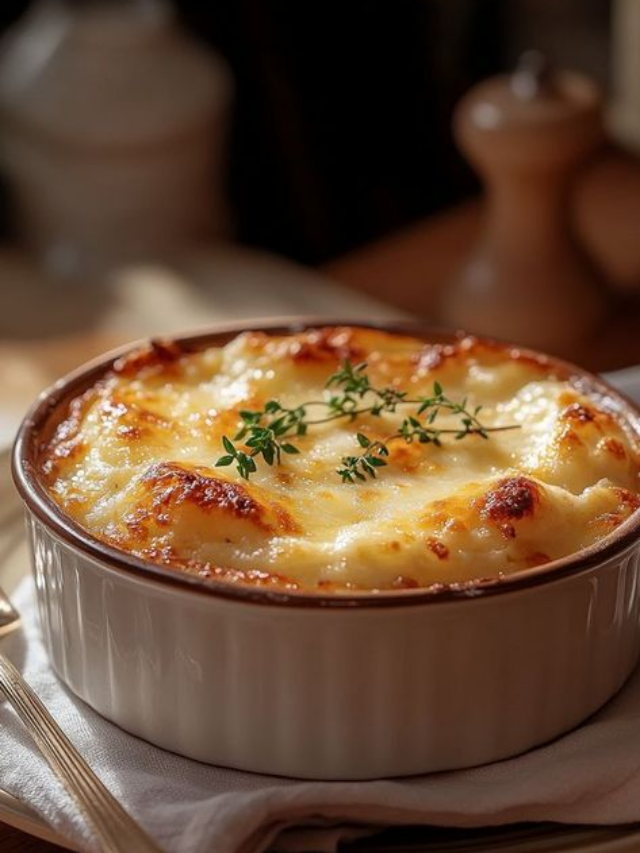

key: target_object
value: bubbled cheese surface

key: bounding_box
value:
[40,327,640,592]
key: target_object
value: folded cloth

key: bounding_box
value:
[3,576,640,853]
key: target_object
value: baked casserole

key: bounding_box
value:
[39,325,640,593]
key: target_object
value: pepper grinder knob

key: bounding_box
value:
[440,52,608,354]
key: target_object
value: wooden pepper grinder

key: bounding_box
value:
[440,52,609,355]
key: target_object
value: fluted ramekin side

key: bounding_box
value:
[25,508,640,779]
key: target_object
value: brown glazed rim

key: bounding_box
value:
[11,317,640,609]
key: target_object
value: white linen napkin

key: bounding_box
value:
[1,366,639,853]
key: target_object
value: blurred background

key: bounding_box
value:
[0,0,616,265]
[0,0,639,443]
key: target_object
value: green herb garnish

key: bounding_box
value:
[216,361,518,482]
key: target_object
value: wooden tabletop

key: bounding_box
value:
[0,826,65,853]
[2,149,640,853]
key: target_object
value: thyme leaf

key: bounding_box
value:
[215,360,519,482]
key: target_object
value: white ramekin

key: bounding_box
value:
[12,321,640,780]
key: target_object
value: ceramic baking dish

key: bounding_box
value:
[12,321,640,780]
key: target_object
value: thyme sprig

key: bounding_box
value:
[336,399,506,483]
[215,361,518,482]
[325,359,407,416]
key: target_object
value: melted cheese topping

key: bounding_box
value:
[40,327,640,592]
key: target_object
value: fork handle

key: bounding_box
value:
[0,655,165,853]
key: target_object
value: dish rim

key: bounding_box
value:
[12,316,640,609]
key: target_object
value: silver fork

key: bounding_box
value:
[0,592,165,853]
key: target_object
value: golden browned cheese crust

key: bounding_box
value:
[40,327,640,591]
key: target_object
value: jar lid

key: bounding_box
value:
[459,50,601,134]
[454,51,604,167]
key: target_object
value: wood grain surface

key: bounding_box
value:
[0,824,67,853]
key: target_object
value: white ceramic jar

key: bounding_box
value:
[0,0,233,278]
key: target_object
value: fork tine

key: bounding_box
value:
[1,670,125,851]
[0,655,165,853]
